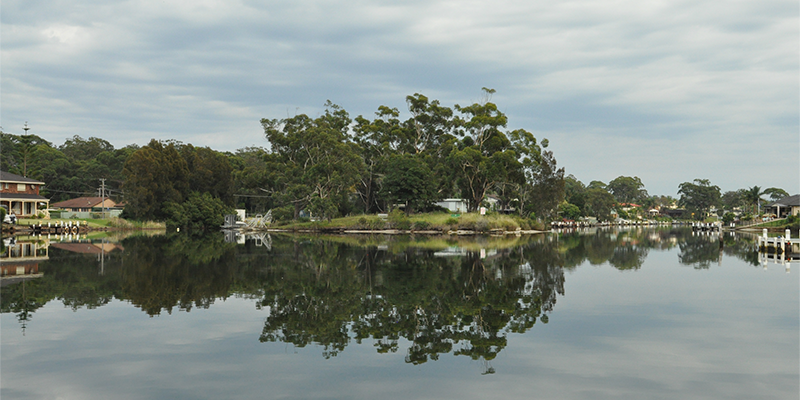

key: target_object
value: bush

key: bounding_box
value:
[412,221,430,231]
[388,209,410,230]
[165,192,234,232]
[368,218,386,230]
[395,219,412,230]
[445,217,459,227]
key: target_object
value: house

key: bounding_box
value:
[435,198,469,213]
[0,170,50,217]
[52,197,117,212]
[764,195,800,218]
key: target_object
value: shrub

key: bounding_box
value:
[445,217,459,227]
[368,218,386,230]
[474,219,489,232]
[395,219,412,230]
[412,221,430,231]
[388,209,410,230]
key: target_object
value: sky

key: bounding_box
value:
[1,0,798,197]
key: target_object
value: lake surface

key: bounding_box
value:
[2,228,798,400]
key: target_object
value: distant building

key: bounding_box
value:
[764,195,800,218]
[52,197,117,212]
[435,198,469,213]
[0,170,50,217]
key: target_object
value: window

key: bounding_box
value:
[17,184,26,191]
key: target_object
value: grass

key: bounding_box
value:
[11,217,165,230]
[271,211,544,233]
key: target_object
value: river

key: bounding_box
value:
[1,227,797,399]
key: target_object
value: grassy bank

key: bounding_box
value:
[272,211,545,233]
[11,217,165,230]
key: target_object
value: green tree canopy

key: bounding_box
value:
[678,179,721,220]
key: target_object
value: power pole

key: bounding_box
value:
[99,178,107,218]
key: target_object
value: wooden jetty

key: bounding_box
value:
[3,220,89,236]
[691,222,721,231]
[756,229,799,256]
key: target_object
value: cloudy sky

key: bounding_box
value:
[2,0,798,196]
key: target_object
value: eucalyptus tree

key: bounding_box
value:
[448,88,524,212]
[261,101,364,220]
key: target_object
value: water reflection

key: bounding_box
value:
[0,227,787,363]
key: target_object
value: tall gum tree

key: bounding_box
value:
[261,102,364,220]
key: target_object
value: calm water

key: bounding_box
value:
[1,228,798,400]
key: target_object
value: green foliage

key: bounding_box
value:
[678,179,721,220]
[412,221,431,230]
[380,154,436,214]
[123,140,190,220]
[584,187,616,221]
[607,176,648,204]
[261,102,364,220]
[559,202,581,220]
[165,192,234,232]
[388,209,411,230]
[722,212,736,224]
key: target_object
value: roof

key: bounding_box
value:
[0,170,45,185]
[766,194,800,207]
[52,197,115,209]
[0,193,49,201]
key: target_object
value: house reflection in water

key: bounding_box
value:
[1,237,48,286]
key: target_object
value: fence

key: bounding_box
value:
[49,210,123,219]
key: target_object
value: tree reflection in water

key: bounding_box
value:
[256,238,565,365]
[0,227,765,366]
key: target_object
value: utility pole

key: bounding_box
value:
[22,122,30,176]
[99,178,107,218]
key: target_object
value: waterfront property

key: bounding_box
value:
[764,194,800,218]
[0,171,50,217]
[52,196,117,212]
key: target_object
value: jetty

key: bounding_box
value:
[756,228,799,256]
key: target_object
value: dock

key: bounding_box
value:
[756,228,799,256]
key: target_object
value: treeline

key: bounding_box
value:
[560,175,791,222]
[256,89,564,221]
[1,89,567,224]
[0,134,137,202]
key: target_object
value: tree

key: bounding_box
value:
[564,175,587,216]
[559,202,581,220]
[448,88,522,211]
[380,155,436,214]
[607,176,648,204]
[525,150,565,221]
[763,187,789,202]
[678,179,721,220]
[742,186,766,215]
[165,192,234,231]
[261,102,364,220]
[180,145,234,206]
[584,187,616,221]
[122,140,190,220]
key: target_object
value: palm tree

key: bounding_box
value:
[743,186,765,215]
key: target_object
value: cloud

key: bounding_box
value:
[1,0,797,195]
